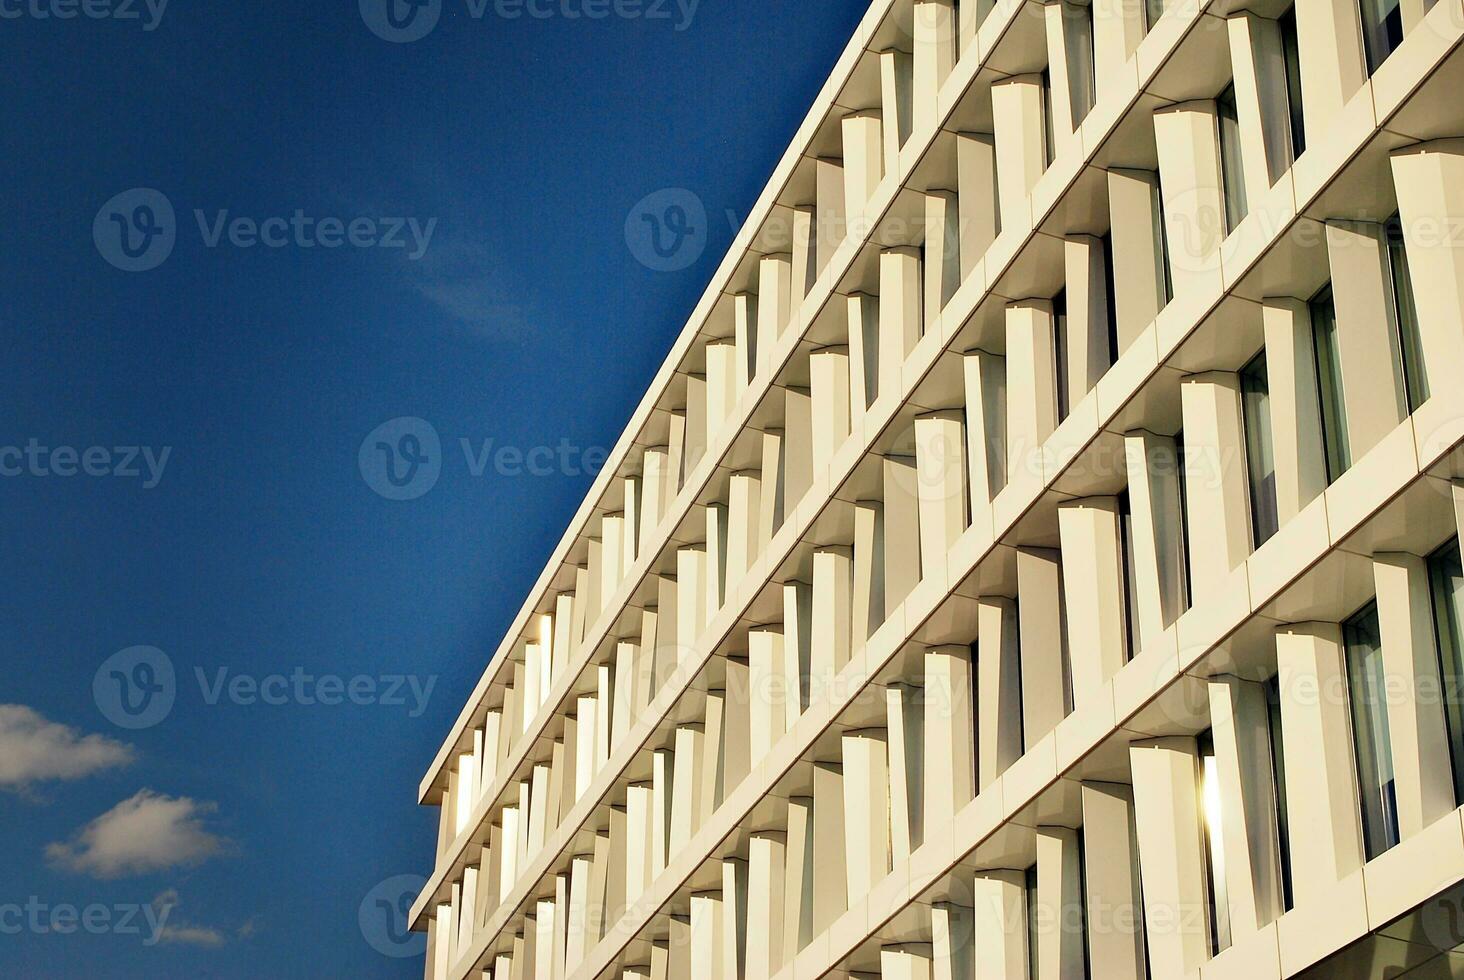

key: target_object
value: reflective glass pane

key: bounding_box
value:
[1428,542,1464,804]
[1386,215,1429,412]
[1218,85,1249,231]
[1310,287,1351,482]
[1360,0,1404,72]
[1280,8,1306,158]
[1266,679,1295,911]
[1199,731,1232,953]
[1241,352,1278,546]
[1345,603,1399,859]
[1065,1,1097,125]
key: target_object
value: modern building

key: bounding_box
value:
[410,0,1464,975]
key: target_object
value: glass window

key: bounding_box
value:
[1075,830,1092,975]
[1240,351,1279,547]
[1279,7,1306,159]
[1199,730,1232,954]
[1102,232,1120,362]
[1041,69,1056,168]
[1065,1,1097,127]
[1428,540,1464,805]
[1174,430,1194,614]
[1265,678,1294,911]
[1344,603,1400,859]
[1060,577,1074,718]
[1053,289,1070,422]
[1386,214,1428,412]
[1217,85,1249,232]
[1014,600,1027,752]
[1309,286,1351,482]
[1360,0,1405,73]
[1145,0,1165,32]
[1026,864,1041,979]
[1119,491,1138,661]
[1154,178,1174,309]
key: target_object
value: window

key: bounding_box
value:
[1154,178,1174,310]
[1428,541,1464,804]
[978,355,1009,501]
[1101,232,1120,362]
[1075,831,1091,975]
[1217,85,1249,232]
[1344,603,1399,858]
[1118,490,1138,661]
[1385,214,1428,412]
[1145,0,1165,32]
[1026,864,1041,979]
[1064,1,1097,127]
[1053,289,1070,422]
[1174,430,1194,614]
[1279,7,1306,159]
[1309,286,1351,482]
[1060,577,1074,718]
[1360,0,1405,73]
[1198,730,1232,954]
[1240,351,1279,547]
[1041,69,1056,168]
[1265,678,1294,911]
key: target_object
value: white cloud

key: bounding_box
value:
[0,704,133,789]
[150,889,229,947]
[157,924,227,947]
[404,238,533,334]
[47,790,227,878]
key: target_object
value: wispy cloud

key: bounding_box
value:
[0,704,133,790]
[47,790,228,878]
[151,889,230,947]
[328,183,535,337]
[403,238,533,336]
[158,923,228,947]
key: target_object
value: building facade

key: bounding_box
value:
[411,0,1464,975]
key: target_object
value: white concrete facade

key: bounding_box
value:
[414,0,1464,976]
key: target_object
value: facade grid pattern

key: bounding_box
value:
[412,0,1464,976]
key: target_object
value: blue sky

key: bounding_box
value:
[0,1,868,976]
